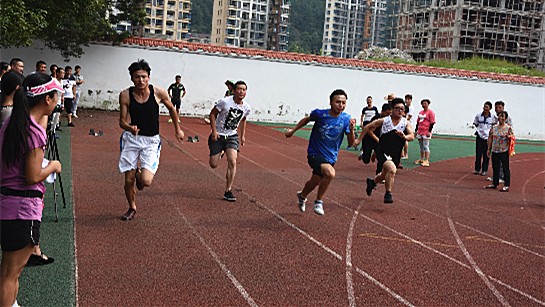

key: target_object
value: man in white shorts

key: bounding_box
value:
[208,81,251,201]
[118,59,184,221]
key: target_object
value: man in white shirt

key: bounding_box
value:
[208,81,251,202]
[473,101,495,176]
[402,94,415,159]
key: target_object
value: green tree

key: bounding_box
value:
[0,0,146,59]
[288,0,325,54]
[191,0,213,35]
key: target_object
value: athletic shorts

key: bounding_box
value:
[64,98,74,114]
[208,134,239,156]
[307,155,334,178]
[172,98,181,108]
[119,131,161,174]
[0,220,40,252]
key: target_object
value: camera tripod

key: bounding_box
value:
[46,123,67,222]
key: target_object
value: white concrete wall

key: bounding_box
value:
[3,42,545,140]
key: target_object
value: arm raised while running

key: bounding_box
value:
[353,118,384,147]
[346,118,356,147]
[156,86,184,143]
[285,116,311,138]
[397,121,415,141]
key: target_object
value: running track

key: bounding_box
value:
[72,110,545,306]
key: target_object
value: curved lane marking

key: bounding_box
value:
[345,204,361,307]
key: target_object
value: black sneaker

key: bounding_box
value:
[366,177,376,196]
[121,208,136,221]
[384,192,393,204]
[224,190,236,202]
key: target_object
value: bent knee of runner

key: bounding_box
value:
[383,161,397,175]
[321,164,336,179]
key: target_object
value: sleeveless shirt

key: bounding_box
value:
[129,85,159,136]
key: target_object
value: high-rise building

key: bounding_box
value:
[322,0,366,58]
[143,0,191,41]
[389,0,545,70]
[362,0,389,49]
[211,0,290,51]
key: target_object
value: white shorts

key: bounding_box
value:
[119,131,161,174]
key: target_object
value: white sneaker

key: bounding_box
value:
[486,177,493,182]
[499,179,505,184]
[314,201,324,215]
[296,191,307,212]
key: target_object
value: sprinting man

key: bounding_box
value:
[285,89,356,215]
[357,103,393,172]
[167,75,186,122]
[118,59,184,221]
[208,80,251,202]
[355,98,414,204]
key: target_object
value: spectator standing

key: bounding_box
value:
[414,99,436,167]
[62,66,76,126]
[485,111,513,192]
[73,65,85,118]
[473,101,495,176]
[9,58,24,74]
[1,72,25,128]
[0,73,63,307]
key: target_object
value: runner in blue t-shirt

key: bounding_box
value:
[285,89,356,216]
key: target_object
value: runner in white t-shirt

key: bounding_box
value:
[208,81,251,202]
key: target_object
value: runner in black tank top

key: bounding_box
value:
[128,85,159,136]
[118,60,184,221]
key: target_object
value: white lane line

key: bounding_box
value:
[166,133,414,306]
[522,170,545,207]
[346,205,361,307]
[448,218,511,307]
[176,208,259,307]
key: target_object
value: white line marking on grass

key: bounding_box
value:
[346,205,361,307]
[448,218,511,307]
[176,208,259,307]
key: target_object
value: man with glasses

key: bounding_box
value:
[355,98,414,204]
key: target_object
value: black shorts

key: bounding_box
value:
[208,134,239,156]
[64,98,74,114]
[307,155,334,178]
[0,220,40,252]
[172,98,181,108]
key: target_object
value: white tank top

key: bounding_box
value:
[381,116,407,135]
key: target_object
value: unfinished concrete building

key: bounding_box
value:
[389,0,545,70]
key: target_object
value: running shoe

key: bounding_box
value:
[224,190,236,202]
[366,177,377,196]
[384,191,393,204]
[121,208,136,221]
[296,191,307,212]
[314,200,324,215]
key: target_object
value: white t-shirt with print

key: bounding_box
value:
[62,79,76,99]
[214,96,251,136]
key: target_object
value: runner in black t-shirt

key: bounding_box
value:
[167,75,186,122]
[357,103,392,173]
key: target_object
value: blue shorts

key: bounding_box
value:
[307,155,334,178]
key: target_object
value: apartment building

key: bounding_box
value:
[391,0,545,70]
[143,0,191,41]
[211,0,290,51]
[322,0,366,58]
[362,0,389,48]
